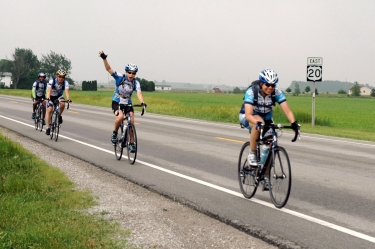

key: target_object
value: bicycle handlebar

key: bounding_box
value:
[118,104,146,116]
[132,104,146,116]
[260,123,300,142]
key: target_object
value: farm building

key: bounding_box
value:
[155,84,172,91]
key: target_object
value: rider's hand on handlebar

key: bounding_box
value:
[141,102,147,108]
[291,121,300,132]
[255,121,263,131]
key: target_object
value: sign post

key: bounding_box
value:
[307,57,323,127]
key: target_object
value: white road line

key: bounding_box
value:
[1,114,374,244]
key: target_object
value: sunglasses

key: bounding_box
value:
[127,71,136,75]
[39,76,46,78]
[58,76,65,79]
[264,83,275,88]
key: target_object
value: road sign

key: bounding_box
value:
[307,65,322,82]
[307,57,323,65]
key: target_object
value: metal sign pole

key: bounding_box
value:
[312,81,315,127]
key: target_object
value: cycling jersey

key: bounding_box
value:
[47,78,69,98]
[240,86,286,120]
[32,80,47,99]
[111,71,141,105]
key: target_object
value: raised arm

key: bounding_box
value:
[99,51,114,75]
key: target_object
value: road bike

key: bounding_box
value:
[238,123,300,208]
[49,100,71,142]
[114,104,145,164]
[34,99,44,132]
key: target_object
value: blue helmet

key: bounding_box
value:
[259,68,278,84]
[125,63,138,72]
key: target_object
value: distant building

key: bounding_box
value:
[155,84,172,91]
[0,72,12,87]
[348,86,372,96]
[212,86,222,93]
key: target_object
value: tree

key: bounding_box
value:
[136,77,155,92]
[350,81,361,96]
[371,88,375,97]
[0,59,12,73]
[40,51,72,78]
[286,87,292,93]
[338,89,347,94]
[9,48,39,89]
[233,87,242,94]
[305,86,310,93]
[294,83,301,96]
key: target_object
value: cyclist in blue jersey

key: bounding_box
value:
[99,51,146,152]
[45,70,72,135]
[31,72,48,125]
[239,69,299,171]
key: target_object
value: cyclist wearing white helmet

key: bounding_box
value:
[239,69,299,171]
[45,69,72,135]
[98,51,146,151]
[31,72,48,124]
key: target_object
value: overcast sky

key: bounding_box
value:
[1,0,374,88]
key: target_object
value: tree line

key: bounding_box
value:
[0,48,73,89]
[82,80,98,91]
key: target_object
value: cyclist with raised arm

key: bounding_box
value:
[31,72,48,125]
[45,70,72,136]
[239,69,299,187]
[98,51,146,152]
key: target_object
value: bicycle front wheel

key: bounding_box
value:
[238,142,258,198]
[269,146,292,208]
[114,126,123,160]
[54,116,59,142]
[37,106,43,131]
[126,124,137,165]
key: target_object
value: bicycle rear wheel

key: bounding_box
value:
[54,115,59,141]
[114,126,123,160]
[126,124,137,165]
[34,116,39,130]
[238,142,258,198]
[269,146,292,208]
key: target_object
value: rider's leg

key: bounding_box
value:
[45,103,53,128]
[42,100,47,119]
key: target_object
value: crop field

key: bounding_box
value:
[2,89,375,141]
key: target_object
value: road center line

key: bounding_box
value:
[1,114,374,244]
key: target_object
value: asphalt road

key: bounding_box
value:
[1,94,374,249]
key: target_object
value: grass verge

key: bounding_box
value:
[0,131,129,248]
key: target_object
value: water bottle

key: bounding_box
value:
[260,145,269,165]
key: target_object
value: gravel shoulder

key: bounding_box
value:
[1,127,277,249]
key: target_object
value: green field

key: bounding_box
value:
[1,89,375,142]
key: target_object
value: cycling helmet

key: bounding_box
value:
[56,69,67,77]
[259,68,278,84]
[38,72,46,78]
[125,63,138,72]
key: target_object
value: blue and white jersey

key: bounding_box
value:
[32,80,47,97]
[240,86,286,120]
[111,71,141,105]
[48,79,69,97]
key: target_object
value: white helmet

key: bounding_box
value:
[125,63,138,72]
[259,68,278,84]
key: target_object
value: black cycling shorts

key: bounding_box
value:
[112,101,134,115]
